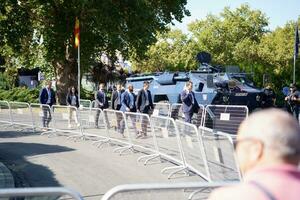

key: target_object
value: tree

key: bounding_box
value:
[131,29,199,72]
[188,4,269,66]
[0,0,190,103]
[257,21,299,88]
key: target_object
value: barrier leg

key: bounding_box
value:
[161,165,189,179]
[188,188,208,200]
[40,129,57,138]
[67,134,86,142]
[92,138,111,148]
[113,145,134,156]
[137,154,161,165]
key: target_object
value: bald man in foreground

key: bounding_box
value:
[209,109,300,200]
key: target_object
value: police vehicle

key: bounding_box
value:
[127,52,263,111]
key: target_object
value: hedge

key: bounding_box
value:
[0,87,40,103]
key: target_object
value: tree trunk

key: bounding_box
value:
[54,59,77,105]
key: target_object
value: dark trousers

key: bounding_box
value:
[95,108,102,127]
[141,106,150,135]
[293,106,299,121]
[42,106,52,127]
[286,104,299,121]
[184,111,193,123]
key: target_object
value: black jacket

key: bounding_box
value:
[66,93,79,108]
[39,87,56,106]
[136,89,154,113]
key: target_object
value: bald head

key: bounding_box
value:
[239,109,300,156]
[236,109,300,174]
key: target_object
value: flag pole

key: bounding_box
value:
[294,21,299,84]
[294,51,296,84]
[78,40,80,102]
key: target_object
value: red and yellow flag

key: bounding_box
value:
[74,17,80,48]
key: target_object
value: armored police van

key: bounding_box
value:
[127,52,263,111]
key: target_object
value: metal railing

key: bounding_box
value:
[79,99,92,108]
[0,100,245,183]
[0,187,83,200]
[202,105,248,135]
[101,182,236,200]
[152,103,171,117]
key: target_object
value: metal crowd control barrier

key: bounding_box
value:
[175,120,210,181]
[79,99,92,108]
[49,105,82,137]
[150,116,187,179]
[0,100,12,126]
[30,103,52,131]
[203,105,248,135]
[191,104,205,127]
[79,107,108,142]
[100,109,133,153]
[0,187,83,200]
[91,100,96,108]
[9,101,34,131]
[200,127,241,181]
[170,103,205,127]
[152,103,171,117]
[170,103,184,121]
[101,182,235,200]
[124,112,159,164]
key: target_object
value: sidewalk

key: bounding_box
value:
[0,162,14,188]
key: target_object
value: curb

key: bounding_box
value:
[0,162,14,188]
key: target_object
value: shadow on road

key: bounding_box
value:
[0,129,40,139]
[0,142,75,187]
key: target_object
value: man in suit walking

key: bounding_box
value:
[94,83,109,128]
[111,83,124,132]
[119,84,137,136]
[39,80,56,130]
[111,84,124,110]
[136,81,154,137]
[181,81,199,123]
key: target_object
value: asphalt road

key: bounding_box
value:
[0,126,203,199]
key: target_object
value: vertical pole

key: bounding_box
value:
[294,54,296,84]
[78,43,80,101]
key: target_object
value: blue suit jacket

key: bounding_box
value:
[181,90,199,113]
[39,88,56,106]
[120,91,136,112]
[95,90,109,109]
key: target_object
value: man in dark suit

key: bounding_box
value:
[181,81,199,123]
[136,81,154,137]
[111,84,124,132]
[39,80,56,130]
[111,84,124,110]
[119,84,137,136]
[94,83,109,128]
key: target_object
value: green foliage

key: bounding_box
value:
[0,0,189,103]
[0,72,11,89]
[80,88,94,100]
[131,29,199,72]
[0,87,39,103]
[132,4,299,103]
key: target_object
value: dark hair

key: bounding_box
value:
[143,81,150,86]
[68,86,78,95]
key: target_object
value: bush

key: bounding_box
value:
[0,87,40,103]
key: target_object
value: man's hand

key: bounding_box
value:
[126,107,130,112]
[285,96,289,101]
